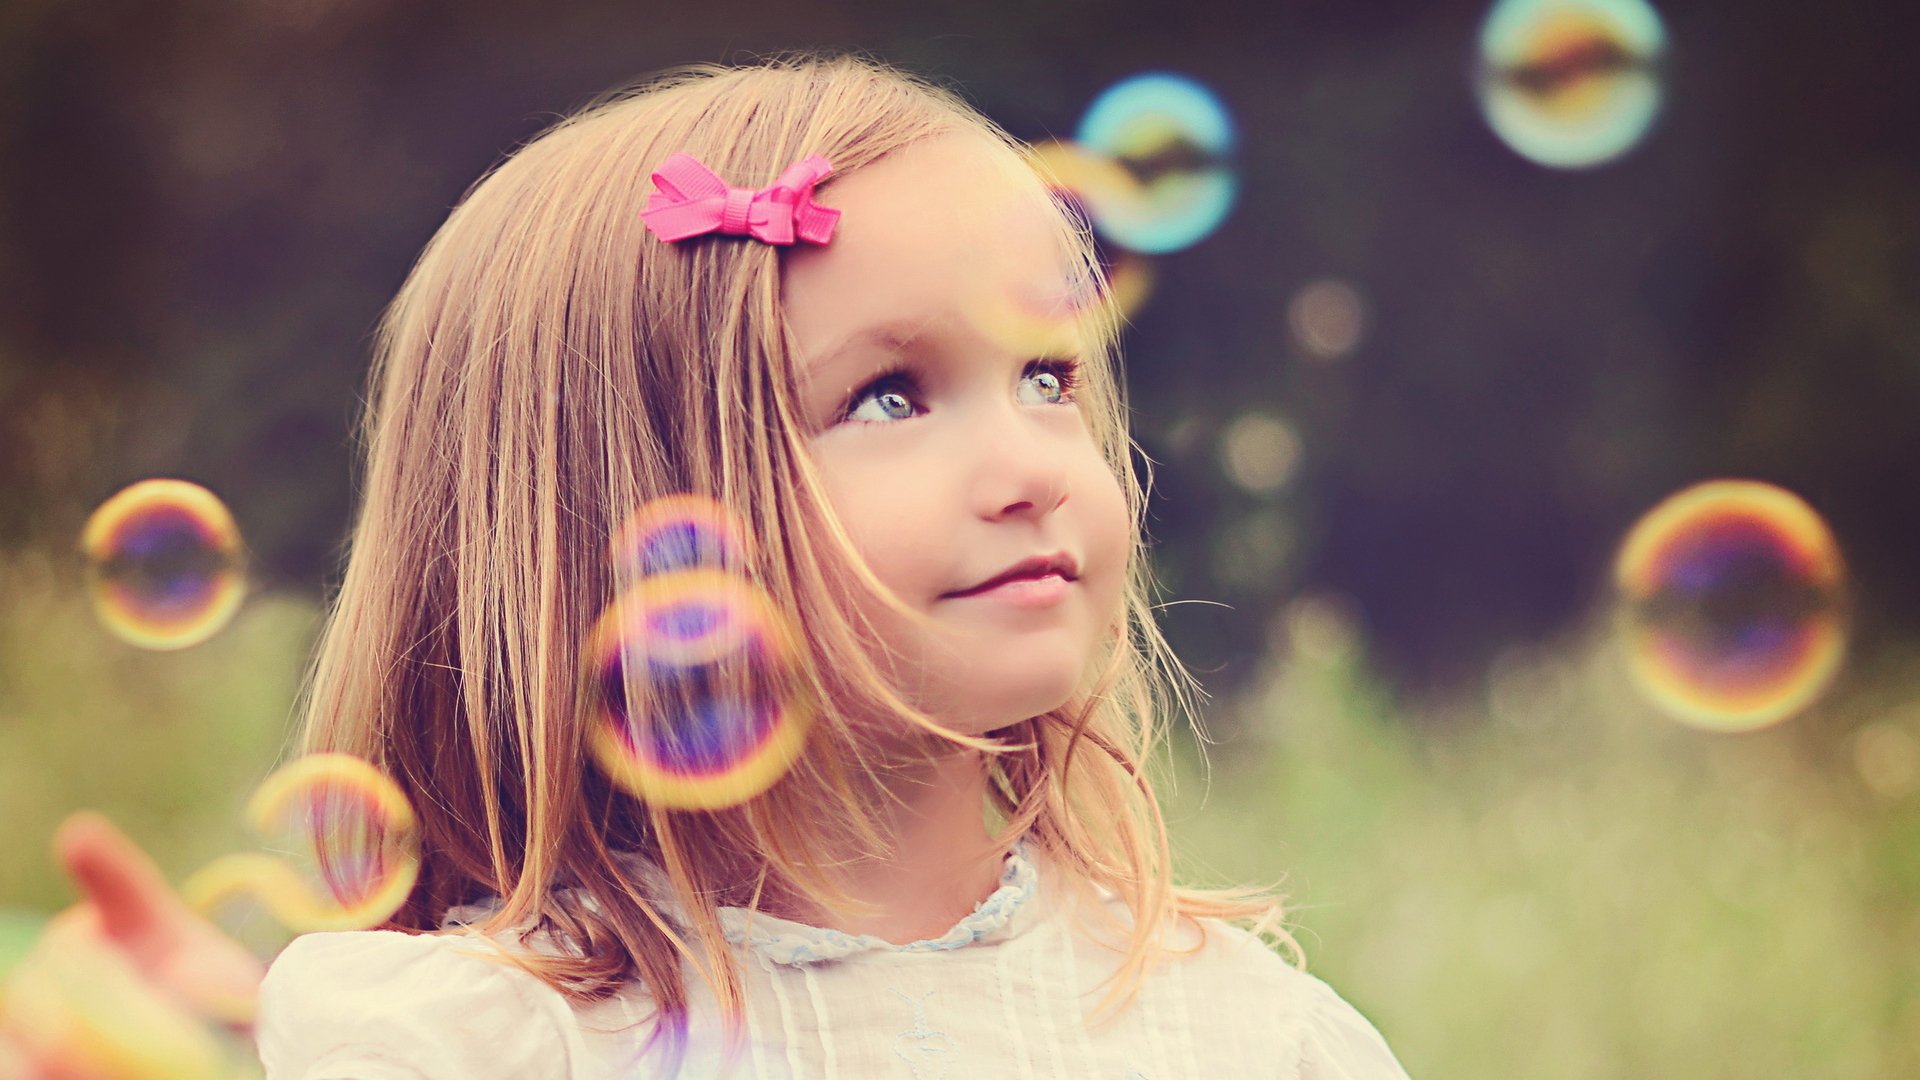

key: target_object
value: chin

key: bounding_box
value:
[940,673,1083,737]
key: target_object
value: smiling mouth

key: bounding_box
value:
[941,551,1081,599]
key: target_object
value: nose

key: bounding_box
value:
[968,405,1073,522]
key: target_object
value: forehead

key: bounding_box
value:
[781,132,1078,367]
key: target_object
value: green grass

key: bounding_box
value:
[1163,596,1920,1078]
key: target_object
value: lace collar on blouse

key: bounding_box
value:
[442,838,1043,969]
[708,839,1040,966]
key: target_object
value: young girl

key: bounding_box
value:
[30,54,1411,1078]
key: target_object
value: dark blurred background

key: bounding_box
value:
[4,0,1919,699]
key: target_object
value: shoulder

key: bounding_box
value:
[1186,919,1412,1079]
[257,929,586,1080]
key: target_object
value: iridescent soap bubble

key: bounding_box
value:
[1614,480,1848,732]
[1071,73,1238,254]
[1026,140,1159,322]
[586,569,812,811]
[183,753,422,936]
[612,494,752,583]
[1475,0,1668,169]
[80,478,246,650]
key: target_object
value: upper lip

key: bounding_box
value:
[946,551,1080,597]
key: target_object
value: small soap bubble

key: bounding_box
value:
[1614,480,1847,732]
[1475,0,1668,169]
[1074,72,1238,253]
[612,494,752,584]
[80,478,246,650]
[182,753,422,935]
[586,570,812,811]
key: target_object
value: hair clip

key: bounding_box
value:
[641,153,840,246]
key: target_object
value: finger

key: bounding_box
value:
[52,812,181,947]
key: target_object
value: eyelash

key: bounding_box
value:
[837,358,1083,425]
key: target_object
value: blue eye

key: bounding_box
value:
[1017,359,1081,406]
[843,368,921,424]
[837,358,1083,426]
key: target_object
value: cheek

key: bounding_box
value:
[1079,462,1134,622]
[814,451,939,595]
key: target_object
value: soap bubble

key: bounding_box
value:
[1474,0,1667,168]
[1073,72,1238,253]
[1027,140,1159,322]
[612,494,753,584]
[80,478,246,650]
[586,570,812,810]
[1614,480,1847,732]
[182,753,422,936]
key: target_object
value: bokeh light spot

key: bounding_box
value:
[1219,411,1304,495]
[1287,278,1368,362]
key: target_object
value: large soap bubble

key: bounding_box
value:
[586,569,813,811]
[182,753,422,936]
[1475,0,1668,168]
[1614,480,1848,732]
[81,479,246,650]
[1071,72,1238,254]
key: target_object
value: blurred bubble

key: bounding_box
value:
[1851,721,1920,800]
[1219,412,1303,495]
[586,570,812,810]
[182,753,421,941]
[1614,480,1847,732]
[612,494,752,584]
[1474,0,1668,169]
[2,919,243,1080]
[1026,141,1159,322]
[1073,72,1238,253]
[1287,279,1368,362]
[80,479,246,650]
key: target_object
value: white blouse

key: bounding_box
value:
[256,842,1410,1079]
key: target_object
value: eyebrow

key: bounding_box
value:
[803,317,938,382]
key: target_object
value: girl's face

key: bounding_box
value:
[784,132,1131,741]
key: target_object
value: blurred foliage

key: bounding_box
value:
[1163,596,1920,1078]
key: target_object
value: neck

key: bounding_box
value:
[785,741,1011,945]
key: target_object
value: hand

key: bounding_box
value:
[0,812,267,1079]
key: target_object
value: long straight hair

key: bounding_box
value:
[297,52,1292,1063]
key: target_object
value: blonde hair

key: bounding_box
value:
[298,51,1291,1064]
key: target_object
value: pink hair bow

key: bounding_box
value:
[641,153,841,246]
